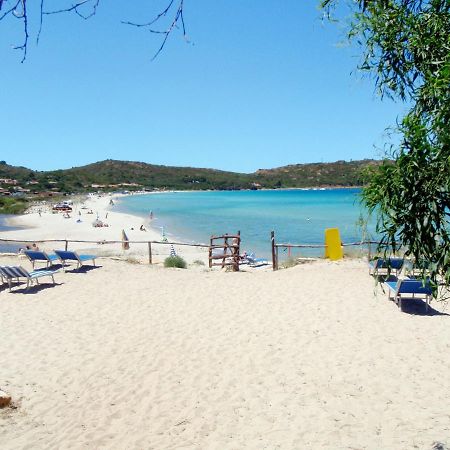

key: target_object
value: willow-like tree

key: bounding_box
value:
[322,0,449,298]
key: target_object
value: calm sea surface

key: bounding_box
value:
[0,214,25,253]
[116,189,376,257]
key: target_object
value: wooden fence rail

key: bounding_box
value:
[1,235,390,271]
[0,238,207,247]
[270,230,385,271]
[0,238,209,266]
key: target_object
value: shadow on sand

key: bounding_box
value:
[395,298,450,316]
[63,265,101,274]
[7,282,64,294]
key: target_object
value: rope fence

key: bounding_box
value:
[270,230,382,271]
[0,238,209,265]
[1,233,386,270]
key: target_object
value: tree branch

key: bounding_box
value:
[122,0,187,61]
[11,0,28,63]
[43,0,100,19]
[0,0,186,62]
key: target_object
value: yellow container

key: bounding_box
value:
[324,228,343,260]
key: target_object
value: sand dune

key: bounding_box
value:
[1,255,449,449]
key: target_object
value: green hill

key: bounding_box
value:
[0,158,384,198]
[254,159,381,188]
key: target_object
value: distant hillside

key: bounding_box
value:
[0,161,34,180]
[0,158,384,196]
[254,159,381,188]
[61,160,253,191]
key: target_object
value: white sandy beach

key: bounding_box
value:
[1,197,450,449]
[2,194,209,264]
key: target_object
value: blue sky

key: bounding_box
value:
[0,1,406,173]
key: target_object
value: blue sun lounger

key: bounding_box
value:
[54,250,96,271]
[0,266,58,291]
[384,278,432,312]
[369,257,404,277]
[24,250,59,269]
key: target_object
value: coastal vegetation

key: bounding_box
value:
[322,0,450,295]
[164,255,187,269]
[0,158,380,199]
[0,197,29,215]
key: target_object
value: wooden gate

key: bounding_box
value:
[208,231,241,271]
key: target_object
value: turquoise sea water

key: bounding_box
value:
[0,214,25,253]
[116,189,376,258]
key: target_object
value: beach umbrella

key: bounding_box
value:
[122,229,130,250]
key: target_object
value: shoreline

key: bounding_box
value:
[0,188,370,261]
[0,193,210,264]
[112,194,210,248]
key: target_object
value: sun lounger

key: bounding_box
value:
[54,250,96,271]
[244,253,269,268]
[384,278,432,312]
[0,266,58,291]
[24,250,59,269]
[369,257,404,277]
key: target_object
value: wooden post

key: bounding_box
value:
[0,389,11,408]
[208,236,213,268]
[271,231,277,271]
[65,240,68,251]
[148,242,152,264]
[222,236,227,269]
[233,230,240,272]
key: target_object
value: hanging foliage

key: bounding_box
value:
[322,0,450,298]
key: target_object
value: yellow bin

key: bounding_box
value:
[324,228,343,260]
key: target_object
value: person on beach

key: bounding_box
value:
[150,211,154,220]
[140,225,147,232]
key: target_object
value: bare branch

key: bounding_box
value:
[0,0,187,62]
[121,0,175,28]
[43,0,100,20]
[0,0,21,21]
[37,0,44,44]
[12,0,28,63]
[122,0,188,60]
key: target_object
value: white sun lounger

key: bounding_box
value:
[0,266,58,292]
